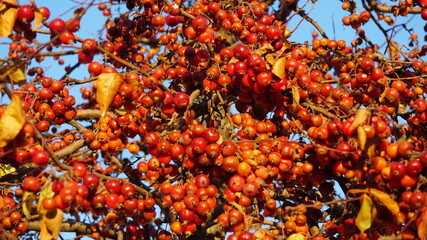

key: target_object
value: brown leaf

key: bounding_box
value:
[40,208,63,240]
[417,211,427,240]
[351,108,369,130]
[272,57,286,79]
[96,73,124,116]
[0,0,17,38]
[355,194,376,233]
[0,94,25,147]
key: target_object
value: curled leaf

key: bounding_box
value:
[0,60,27,85]
[0,164,16,178]
[349,188,400,215]
[272,57,286,79]
[0,94,25,147]
[96,73,124,116]
[22,191,35,220]
[355,194,376,233]
[351,108,369,130]
[292,85,300,105]
[40,208,63,240]
[357,126,367,150]
[368,188,399,215]
[0,0,18,38]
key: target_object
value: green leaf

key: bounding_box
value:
[355,194,376,233]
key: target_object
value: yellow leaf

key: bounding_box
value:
[272,57,286,79]
[0,60,27,85]
[37,180,54,214]
[350,188,400,215]
[292,85,300,105]
[351,109,369,130]
[355,194,376,233]
[368,188,400,215]
[287,233,307,240]
[417,211,427,240]
[0,94,25,147]
[0,164,16,178]
[96,73,124,116]
[357,126,367,150]
[365,137,378,159]
[265,54,275,67]
[32,10,43,30]
[252,43,274,56]
[0,0,17,38]
[40,208,63,240]
[22,191,35,220]
[349,189,368,195]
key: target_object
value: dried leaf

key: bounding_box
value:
[265,54,275,66]
[357,126,367,150]
[0,164,16,178]
[349,188,400,215]
[252,43,274,55]
[272,57,286,79]
[96,73,124,116]
[287,233,307,240]
[356,194,376,233]
[292,85,300,105]
[37,181,54,214]
[388,41,400,59]
[74,7,85,17]
[0,60,27,85]
[0,94,25,147]
[40,208,63,240]
[0,0,17,38]
[22,191,35,220]
[365,137,378,159]
[348,189,367,195]
[32,10,43,30]
[368,188,400,215]
[417,211,427,240]
[351,109,369,130]
[148,47,160,58]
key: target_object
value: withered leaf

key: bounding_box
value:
[0,0,18,38]
[355,194,376,233]
[96,73,124,116]
[0,94,25,147]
